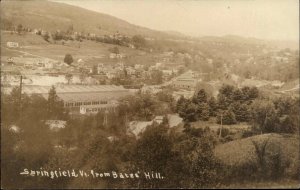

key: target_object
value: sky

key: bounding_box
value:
[55,0,299,41]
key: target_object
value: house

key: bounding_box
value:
[44,62,54,69]
[172,70,198,90]
[7,42,19,48]
[129,44,135,49]
[41,30,48,36]
[110,53,125,59]
[45,120,66,131]
[162,70,173,76]
[128,121,153,137]
[33,28,41,34]
[9,125,21,133]
[153,116,164,124]
[172,90,195,101]
[167,114,183,128]
[24,62,34,69]
[155,62,164,68]
[134,64,144,70]
[7,57,14,64]
[172,79,198,90]
[127,114,183,137]
[125,67,136,75]
[106,71,117,79]
[141,85,162,94]
[107,136,119,142]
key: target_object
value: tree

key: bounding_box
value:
[66,24,74,35]
[208,97,217,116]
[92,65,98,75]
[273,97,295,116]
[52,30,63,41]
[217,109,237,125]
[170,128,219,188]
[176,96,188,113]
[278,115,297,133]
[42,32,50,42]
[241,86,259,102]
[65,74,73,84]
[150,70,163,85]
[79,74,86,84]
[180,102,199,122]
[251,100,280,133]
[192,89,208,104]
[17,24,23,34]
[217,84,235,110]
[47,86,66,120]
[132,35,146,49]
[197,103,210,121]
[232,88,243,101]
[231,102,251,122]
[64,54,73,65]
[132,124,172,188]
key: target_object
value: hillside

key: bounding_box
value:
[1,31,148,66]
[214,133,299,176]
[1,0,178,39]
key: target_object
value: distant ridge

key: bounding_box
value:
[1,0,178,39]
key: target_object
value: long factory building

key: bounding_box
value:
[3,85,133,114]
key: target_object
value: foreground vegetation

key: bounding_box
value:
[1,84,299,189]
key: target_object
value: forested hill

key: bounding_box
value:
[1,0,179,39]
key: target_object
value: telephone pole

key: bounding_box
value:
[103,109,108,127]
[19,75,23,114]
[219,112,223,138]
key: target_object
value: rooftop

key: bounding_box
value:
[3,85,129,95]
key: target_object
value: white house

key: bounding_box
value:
[134,64,144,70]
[45,120,66,131]
[7,57,14,63]
[44,62,54,69]
[7,42,19,48]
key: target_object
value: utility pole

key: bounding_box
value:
[19,75,23,115]
[124,101,129,135]
[125,112,128,134]
[219,112,223,138]
[103,109,108,127]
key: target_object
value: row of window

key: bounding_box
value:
[85,106,115,113]
[173,84,193,88]
[65,100,108,107]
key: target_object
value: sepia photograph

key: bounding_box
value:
[1,0,299,189]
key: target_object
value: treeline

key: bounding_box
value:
[5,22,149,50]
[177,84,299,134]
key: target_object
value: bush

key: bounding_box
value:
[217,110,237,125]
[64,54,73,65]
[216,127,230,138]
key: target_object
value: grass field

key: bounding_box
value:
[214,133,300,177]
[1,32,152,67]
